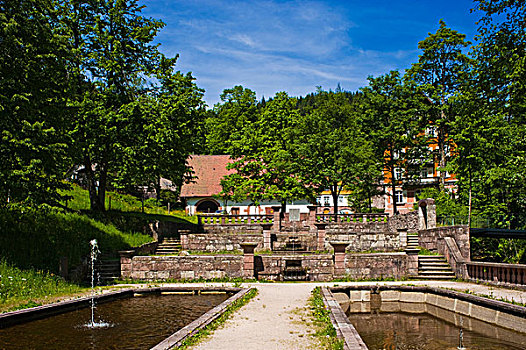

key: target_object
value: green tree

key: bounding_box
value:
[206,86,258,155]
[294,90,380,216]
[221,92,309,217]
[116,59,206,200]
[362,71,428,215]
[0,0,71,204]
[406,20,471,189]
[63,0,166,211]
[450,0,526,220]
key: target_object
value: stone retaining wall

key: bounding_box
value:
[121,255,243,280]
[256,254,333,281]
[419,225,470,259]
[344,252,408,279]
[325,225,401,252]
[388,211,419,232]
[181,232,264,252]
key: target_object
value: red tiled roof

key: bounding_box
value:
[180,155,235,198]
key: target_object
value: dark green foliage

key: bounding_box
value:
[206,86,259,155]
[294,89,380,214]
[362,71,429,214]
[221,91,310,209]
[0,204,152,273]
[0,0,71,204]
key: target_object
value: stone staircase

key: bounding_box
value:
[417,255,456,280]
[407,234,419,249]
[155,237,182,255]
[95,254,121,284]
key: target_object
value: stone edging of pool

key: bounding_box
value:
[0,286,244,329]
[321,285,526,350]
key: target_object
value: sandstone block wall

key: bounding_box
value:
[182,232,264,252]
[325,224,401,252]
[256,254,333,281]
[419,225,470,259]
[388,211,419,233]
[122,255,243,280]
[344,253,408,279]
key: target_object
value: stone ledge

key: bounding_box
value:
[150,288,253,350]
[321,287,368,350]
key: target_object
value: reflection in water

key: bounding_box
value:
[0,293,229,350]
[347,301,526,350]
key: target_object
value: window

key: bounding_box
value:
[323,196,330,206]
[420,168,428,178]
[394,168,403,180]
[395,190,405,204]
[338,195,345,204]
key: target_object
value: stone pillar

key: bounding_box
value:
[240,242,258,279]
[330,242,349,278]
[119,250,135,279]
[307,205,317,229]
[316,224,327,251]
[405,248,419,277]
[271,205,282,231]
[418,198,436,229]
[263,229,271,250]
[180,234,188,250]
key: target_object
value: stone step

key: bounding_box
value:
[414,275,455,280]
[420,266,451,271]
[417,255,455,280]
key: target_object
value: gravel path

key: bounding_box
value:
[191,283,321,350]
[182,280,526,349]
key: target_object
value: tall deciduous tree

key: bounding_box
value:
[206,86,258,155]
[406,20,471,189]
[117,58,206,200]
[294,90,379,216]
[63,0,166,211]
[0,0,71,204]
[221,92,309,216]
[452,0,526,220]
[362,71,428,215]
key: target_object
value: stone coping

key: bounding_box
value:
[320,287,368,350]
[0,286,242,329]
[151,287,254,350]
[329,285,526,318]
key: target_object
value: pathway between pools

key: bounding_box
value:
[171,280,526,350]
[192,283,319,350]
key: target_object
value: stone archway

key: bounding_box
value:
[196,198,220,213]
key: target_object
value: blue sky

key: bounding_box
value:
[139,0,481,106]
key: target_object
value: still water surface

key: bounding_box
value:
[347,302,526,350]
[0,293,229,350]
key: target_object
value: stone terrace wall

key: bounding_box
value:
[255,254,333,281]
[272,232,318,251]
[325,223,401,252]
[388,211,419,233]
[344,252,408,279]
[122,255,243,280]
[202,224,264,234]
[181,232,264,252]
[325,222,389,233]
[419,225,470,259]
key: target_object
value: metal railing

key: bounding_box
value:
[198,214,273,225]
[438,214,526,229]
